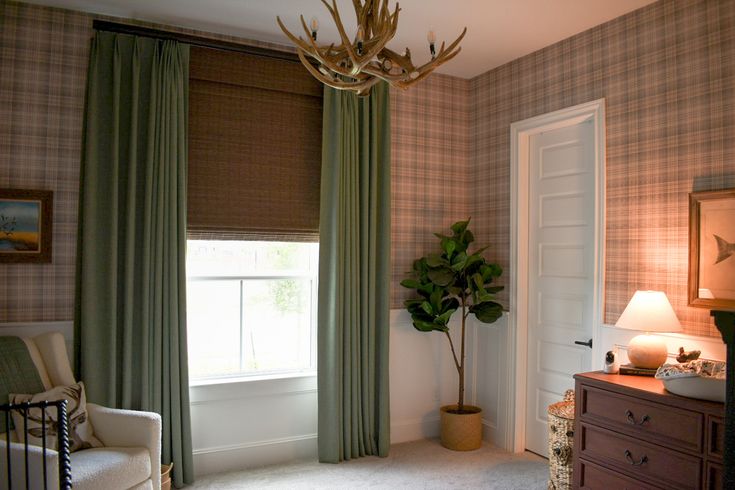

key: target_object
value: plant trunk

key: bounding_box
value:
[458,295,466,412]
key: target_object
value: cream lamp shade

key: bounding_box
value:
[615,290,682,369]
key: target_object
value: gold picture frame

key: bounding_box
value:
[0,188,53,263]
[688,188,735,310]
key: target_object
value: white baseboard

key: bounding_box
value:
[390,416,440,444]
[193,433,318,476]
[193,416,446,476]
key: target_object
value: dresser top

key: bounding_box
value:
[574,371,724,415]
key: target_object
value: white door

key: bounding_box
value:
[524,119,596,456]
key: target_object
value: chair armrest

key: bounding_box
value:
[86,403,161,490]
[0,439,60,490]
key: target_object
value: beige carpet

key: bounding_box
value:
[190,439,549,489]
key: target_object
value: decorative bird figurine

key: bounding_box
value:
[714,235,734,264]
[676,346,701,363]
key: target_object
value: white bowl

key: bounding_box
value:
[661,376,725,402]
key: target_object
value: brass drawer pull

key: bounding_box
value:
[624,449,648,466]
[625,409,650,426]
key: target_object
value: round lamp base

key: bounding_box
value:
[627,334,668,369]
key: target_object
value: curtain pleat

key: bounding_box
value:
[317,82,391,463]
[76,31,194,486]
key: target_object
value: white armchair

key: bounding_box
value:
[0,332,161,490]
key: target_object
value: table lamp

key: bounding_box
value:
[615,290,682,369]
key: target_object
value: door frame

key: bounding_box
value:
[506,99,606,452]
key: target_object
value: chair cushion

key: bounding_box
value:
[0,336,46,432]
[70,446,151,490]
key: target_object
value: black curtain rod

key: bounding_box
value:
[92,20,302,64]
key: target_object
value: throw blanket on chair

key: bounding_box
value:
[0,336,45,432]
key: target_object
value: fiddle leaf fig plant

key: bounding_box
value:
[401,219,503,413]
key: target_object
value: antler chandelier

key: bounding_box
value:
[277,0,466,96]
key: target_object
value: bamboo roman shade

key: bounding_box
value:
[188,46,323,240]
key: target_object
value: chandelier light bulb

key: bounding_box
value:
[427,29,436,58]
[310,17,319,40]
[356,25,365,54]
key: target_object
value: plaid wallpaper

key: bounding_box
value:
[390,75,472,308]
[470,0,735,337]
[2,0,732,338]
[0,1,91,322]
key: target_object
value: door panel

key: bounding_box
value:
[525,119,596,456]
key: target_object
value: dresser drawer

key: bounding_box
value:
[579,385,703,452]
[707,416,724,461]
[577,459,662,489]
[579,423,701,490]
[705,462,722,490]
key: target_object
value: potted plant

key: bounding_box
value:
[400,218,503,450]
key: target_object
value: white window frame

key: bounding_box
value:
[186,241,319,385]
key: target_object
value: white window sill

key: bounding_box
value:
[189,370,318,404]
[190,369,317,387]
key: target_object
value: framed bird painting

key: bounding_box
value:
[689,188,735,310]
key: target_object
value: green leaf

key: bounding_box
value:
[413,319,439,332]
[450,219,470,235]
[470,301,503,324]
[485,285,504,294]
[451,253,468,271]
[400,279,421,289]
[437,309,456,325]
[442,297,460,311]
[443,239,457,258]
[429,288,443,310]
[420,301,433,315]
[427,267,454,287]
[426,253,447,268]
[472,273,484,290]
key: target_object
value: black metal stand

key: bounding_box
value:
[712,310,735,490]
[1,399,71,490]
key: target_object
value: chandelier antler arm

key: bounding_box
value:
[378,47,419,74]
[319,0,362,73]
[320,0,399,76]
[392,48,463,90]
[434,27,467,61]
[277,15,358,79]
[297,48,380,95]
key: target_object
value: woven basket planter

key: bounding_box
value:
[547,390,575,490]
[440,405,483,451]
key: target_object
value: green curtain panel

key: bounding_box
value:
[76,31,193,486]
[318,82,391,463]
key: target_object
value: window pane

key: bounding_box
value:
[186,279,242,379]
[242,279,313,372]
[187,240,317,276]
[186,240,318,381]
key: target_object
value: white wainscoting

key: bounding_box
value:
[0,321,74,357]
[190,309,468,476]
[189,373,318,475]
[469,313,511,448]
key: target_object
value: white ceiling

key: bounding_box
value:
[22,0,657,78]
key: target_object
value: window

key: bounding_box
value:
[186,240,318,381]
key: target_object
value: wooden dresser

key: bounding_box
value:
[573,371,725,489]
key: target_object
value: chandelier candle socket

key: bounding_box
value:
[276,0,466,95]
[615,291,683,369]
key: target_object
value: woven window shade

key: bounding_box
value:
[188,46,323,241]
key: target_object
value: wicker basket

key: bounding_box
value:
[547,389,575,490]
